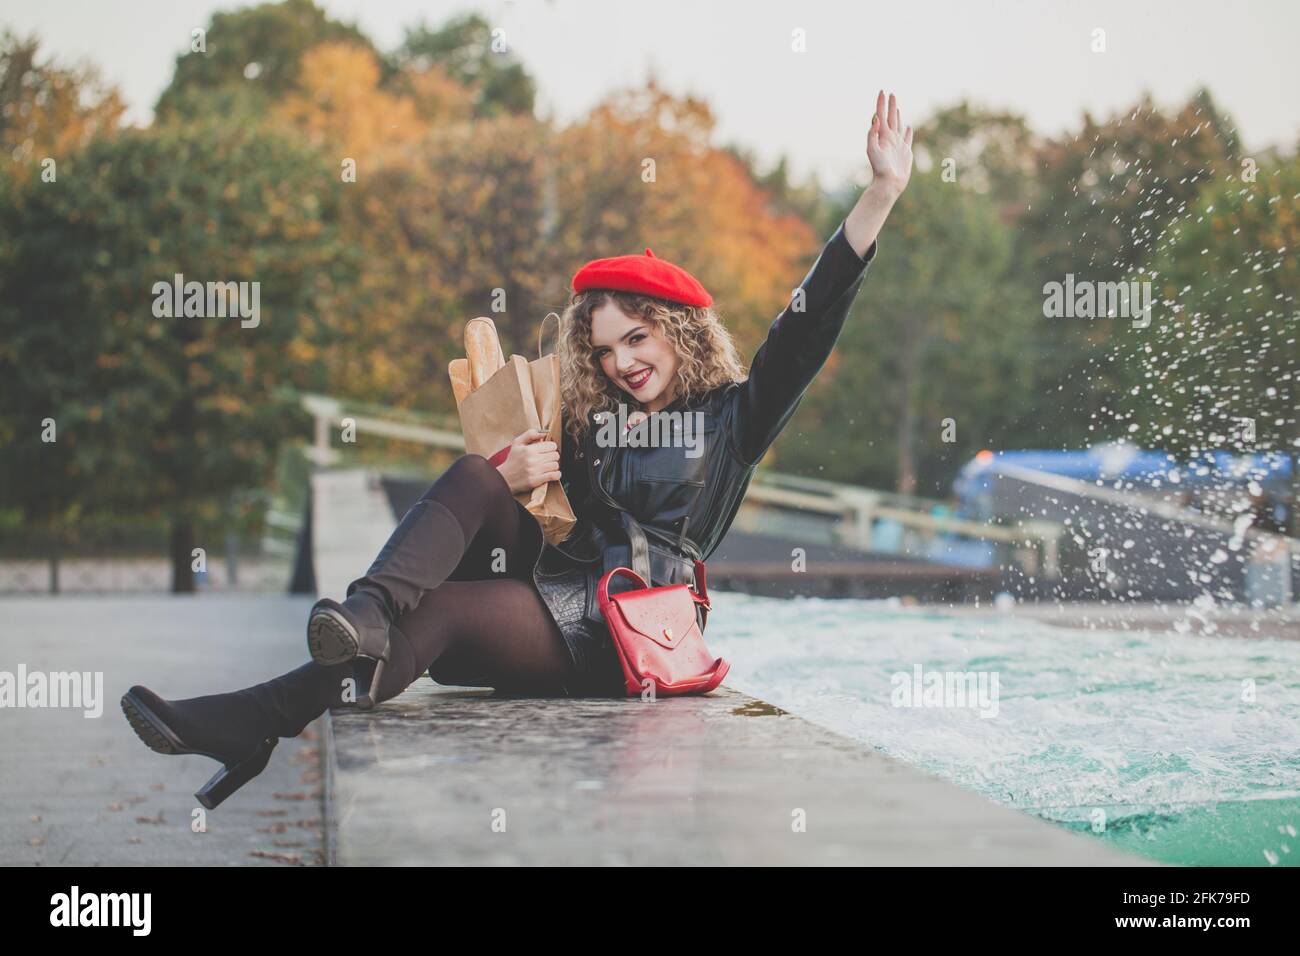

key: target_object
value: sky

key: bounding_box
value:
[4,0,1298,187]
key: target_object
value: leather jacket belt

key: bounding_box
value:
[604,511,697,589]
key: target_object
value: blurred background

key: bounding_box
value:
[3,0,1300,871]
[0,0,1296,604]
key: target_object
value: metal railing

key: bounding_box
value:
[297,392,1062,577]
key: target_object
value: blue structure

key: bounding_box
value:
[954,443,1293,526]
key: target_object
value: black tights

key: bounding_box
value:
[350,455,577,704]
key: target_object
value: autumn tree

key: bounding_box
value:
[0,31,125,183]
[397,12,537,119]
[768,101,1042,494]
[551,79,818,360]
[1112,155,1298,528]
[153,0,381,121]
[913,99,1040,219]
[777,170,1039,495]
[316,111,559,410]
[718,146,837,234]
[0,119,359,591]
[1015,88,1242,448]
[273,41,428,167]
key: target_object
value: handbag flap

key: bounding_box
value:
[608,585,699,650]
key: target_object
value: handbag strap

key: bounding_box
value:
[598,561,711,611]
[692,557,711,609]
[584,416,708,596]
[624,511,710,606]
[598,566,647,605]
[620,511,653,584]
[583,416,704,561]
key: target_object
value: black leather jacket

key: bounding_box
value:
[534,219,879,631]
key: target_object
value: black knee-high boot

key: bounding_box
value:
[121,660,358,810]
[306,494,467,708]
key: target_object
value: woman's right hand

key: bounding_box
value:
[495,429,562,495]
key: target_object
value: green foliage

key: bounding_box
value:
[777,171,1039,495]
[0,29,125,177]
[1,2,1294,543]
[1012,88,1242,448]
[1113,157,1299,456]
[0,118,360,532]
[397,12,536,118]
[1021,87,1240,284]
[915,100,1040,212]
[154,0,380,120]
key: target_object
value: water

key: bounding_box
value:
[705,592,1300,866]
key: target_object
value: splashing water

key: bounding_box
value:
[707,591,1300,866]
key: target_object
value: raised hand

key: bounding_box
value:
[867,90,913,196]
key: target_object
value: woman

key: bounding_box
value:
[121,92,914,809]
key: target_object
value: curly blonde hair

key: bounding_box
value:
[557,290,747,447]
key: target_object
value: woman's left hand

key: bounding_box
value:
[867,90,913,196]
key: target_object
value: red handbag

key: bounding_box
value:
[597,559,729,696]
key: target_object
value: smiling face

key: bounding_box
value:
[588,300,683,413]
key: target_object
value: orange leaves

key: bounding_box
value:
[0,33,125,184]
[273,41,426,169]
[397,62,477,126]
[550,82,815,356]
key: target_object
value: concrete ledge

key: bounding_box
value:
[323,680,1152,866]
[312,468,1152,866]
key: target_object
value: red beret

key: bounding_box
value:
[572,246,713,308]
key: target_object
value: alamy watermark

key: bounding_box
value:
[49,886,150,935]
[594,404,705,458]
[890,663,1000,718]
[0,665,104,718]
[1042,274,1152,328]
[151,273,260,328]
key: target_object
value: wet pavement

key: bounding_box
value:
[1,595,325,866]
[313,468,1151,866]
[326,679,1152,866]
[1,587,1155,867]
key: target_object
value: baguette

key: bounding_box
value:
[448,358,472,405]
[464,317,506,389]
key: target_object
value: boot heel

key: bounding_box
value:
[195,737,278,810]
[355,646,388,710]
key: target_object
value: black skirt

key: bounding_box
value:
[530,542,626,697]
[482,497,625,697]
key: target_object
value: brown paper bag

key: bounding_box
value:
[456,315,576,546]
